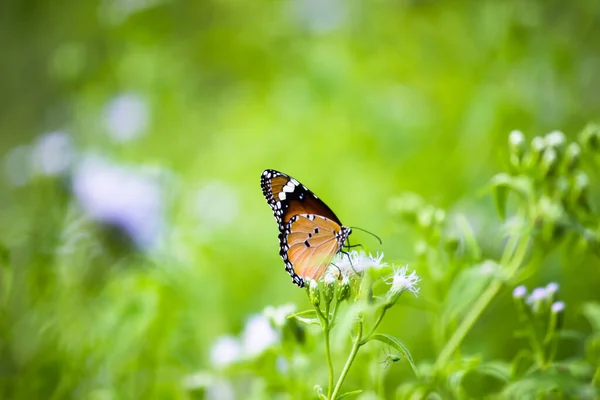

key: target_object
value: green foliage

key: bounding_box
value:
[386,127,600,399]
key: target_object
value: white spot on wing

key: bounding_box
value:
[283,182,295,193]
[278,192,286,200]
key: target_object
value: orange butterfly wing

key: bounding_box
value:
[284,214,345,281]
[261,170,352,287]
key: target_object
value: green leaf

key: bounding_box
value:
[476,361,511,382]
[0,242,9,265]
[585,332,600,367]
[442,261,498,323]
[488,174,534,220]
[0,242,11,305]
[455,215,481,261]
[368,333,418,377]
[583,302,600,332]
[290,309,317,318]
[489,173,533,197]
[336,389,362,399]
[558,330,587,341]
[492,177,509,220]
[503,369,582,398]
[554,359,594,380]
[462,361,511,398]
[511,349,533,379]
[292,316,321,326]
[1,263,12,305]
[290,310,321,326]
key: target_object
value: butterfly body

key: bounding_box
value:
[261,169,352,287]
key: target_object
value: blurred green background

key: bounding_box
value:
[1,0,599,398]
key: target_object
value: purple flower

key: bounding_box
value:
[104,93,149,142]
[512,285,527,299]
[551,301,566,313]
[72,154,164,249]
[545,282,559,295]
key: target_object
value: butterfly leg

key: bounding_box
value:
[328,262,343,277]
[343,237,363,251]
[344,244,363,249]
[340,250,362,277]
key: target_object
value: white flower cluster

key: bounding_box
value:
[386,265,421,298]
[209,303,296,369]
[328,250,420,304]
[329,250,388,279]
[186,304,296,399]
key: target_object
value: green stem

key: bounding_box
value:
[361,307,388,345]
[324,303,334,399]
[592,367,600,387]
[331,299,341,325]
[506,234,531,277]
[542,338,558,370]
[434,235,530,370]
[315,304,328,324]
[526,322,546,368]
[324,327,334,397]
[434,279,503,369]
[312,301,334,399]
[499,231,521,267]
[330,320,363,400]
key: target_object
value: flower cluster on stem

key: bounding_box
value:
[299,251,419,399]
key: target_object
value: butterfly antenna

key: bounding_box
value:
[349,226,383,245]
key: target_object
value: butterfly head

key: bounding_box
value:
[337,226,352,249]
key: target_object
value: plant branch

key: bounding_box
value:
[434,234,531,370]
[361,306,388,345]
[330,320,363,400]
[324,302,334,399]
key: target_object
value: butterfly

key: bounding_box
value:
[261,169,352,287]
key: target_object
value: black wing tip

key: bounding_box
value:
[261,169,283,178]
[260,170,270,187]
[260,170,275,202]
[260,169,282,196]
